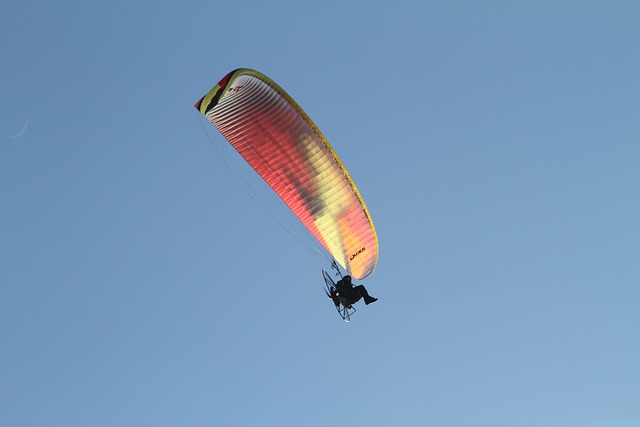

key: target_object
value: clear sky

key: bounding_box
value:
[1,1,639,426]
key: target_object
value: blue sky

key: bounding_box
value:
[1,1,639,426]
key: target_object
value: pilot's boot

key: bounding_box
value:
[364,296,378,305]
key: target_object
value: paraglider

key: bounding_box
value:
[195,68,378,319]
[322,261,377,321]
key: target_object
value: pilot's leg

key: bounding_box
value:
[354,285,378,305]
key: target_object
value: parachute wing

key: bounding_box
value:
[195,68,378,279]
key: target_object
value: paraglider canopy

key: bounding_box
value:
[195,68,378,279]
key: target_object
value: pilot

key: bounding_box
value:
[333,275,378,306]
